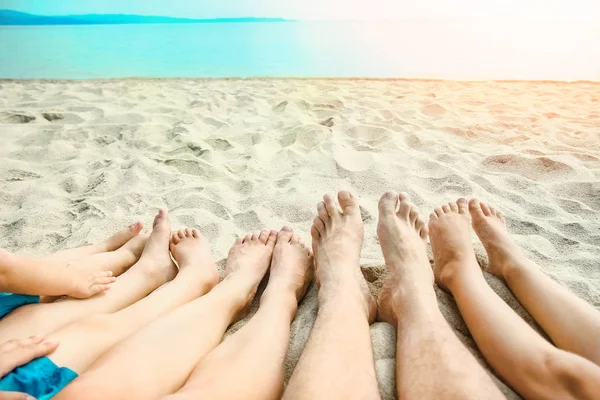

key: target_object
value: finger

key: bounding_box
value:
[92,276,117,285]
[93,270,113,278]
[89,284,112,296]
[0,339,59,378]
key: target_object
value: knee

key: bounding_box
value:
[540,351,598,399]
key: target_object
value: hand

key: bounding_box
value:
[67,270,116,299]
[0,334,59,378]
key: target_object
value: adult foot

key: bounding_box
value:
[224,229,277,313]
[469,199,528,280]
[134,209,177,285]
[170,228,220,293]
[263,228,314,309]
[310,191,376,323]
[376,192,432,326]
[428,199,480,290]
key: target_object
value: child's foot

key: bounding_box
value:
[428,199,481,291]
[262,228,314,310]
[170,228,220,295]
[45,222,144,264]
[224,229,277,319]
[376,192,433,326]
[468,199,530,280]
[310,191,376,323]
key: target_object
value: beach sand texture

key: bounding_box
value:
[1,79,599,399]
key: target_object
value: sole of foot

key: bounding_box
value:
[169,227,220,291]
[468,199,526,280]
[263,227,314,307]
[310,190,377,323]
[135,209,177,285]
[376,191,432,326]
[224,228,278,321]
[428,198,480,291]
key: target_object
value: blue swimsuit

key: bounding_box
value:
[0,293,78,399]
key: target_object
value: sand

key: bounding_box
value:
[0,78,599,399]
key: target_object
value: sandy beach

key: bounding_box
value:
[0,78,599,399]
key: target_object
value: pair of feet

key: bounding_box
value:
[310,190,523,325]
[159,210,314,318]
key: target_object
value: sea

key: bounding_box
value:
[1,20,599,80]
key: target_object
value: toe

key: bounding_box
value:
[457,198,468,214]
[277,226,294,244]
[258,230,270,244]
[234,236,243,245]
[468,198,485,217]
[417,220,429,239]
[152,208,170,232]
[251,230,261,241]
[397,192,412,218]
[129,221,144,234]
[243,232,253,243]
[291,234,301,244]
[310,225,320,239]
[434,207,443,217]
[177,230,185,239]
[449,202,458,213]
[323,194,340,217]
[185,228,193,237]
[337,190,359,215]
[191,229,200,238]
[429,211,438,221]
[266,230,278,248]
[480,201,492,216]
[312,216,326,234]
[317,201,330,222]
[171,233,180,244]
[441,204,451,213]
[378,191,398,216]
[409,207,420,227]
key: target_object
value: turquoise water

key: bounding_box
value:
[1,21,599,80]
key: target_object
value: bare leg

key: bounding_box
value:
[430,199,600,400]
[165,231,313,400]
[377,193,504,399]
[56,229,278,400]
[0,210,176,343]
[44,222,144,264]
[45,227,218,374]
[469,199,600,365]
[284,191,379,400]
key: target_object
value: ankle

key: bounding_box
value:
[439,260,482,291]
[260,288,298,316]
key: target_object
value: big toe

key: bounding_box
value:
[378,191,398,216]
[468,198,486,218]
[338,190,359,215]
[276,226,294,245]
[146,209,171,249]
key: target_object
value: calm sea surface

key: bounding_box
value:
[1,21,599,80]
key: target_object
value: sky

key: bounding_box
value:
[4,0,600,20]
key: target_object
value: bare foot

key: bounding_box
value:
[376,192,432,326]
[263,228,314,308]
[170,228,220,292]
[224,229,277,316]
[134,209,177,285]
[310,191,376,323]
[428,199,480,290]
[44,221,144,264]
[469,199,527,280]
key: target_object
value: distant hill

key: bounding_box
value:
[0,10,290,25]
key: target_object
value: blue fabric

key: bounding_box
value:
[0,292,40,318]
[0,356,78,399]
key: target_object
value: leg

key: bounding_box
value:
[430,199,600,400]
[166,231,313,400]
[45,228,219,374]
[56,229,278,400]
[0,210,176,343]
[377,193,504,399]
[284,191,380,400]
[44,221,144,264]
[469,199,600,365]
